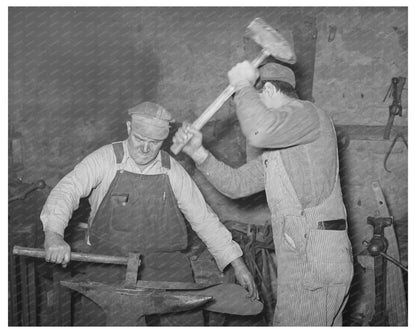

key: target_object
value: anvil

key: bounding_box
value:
[61,279,214,326]
[13,246,263,326]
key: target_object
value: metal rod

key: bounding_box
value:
[383,114,396,140]
[380,252,408,272]
[371,255,388,325]
[13,246,129,265]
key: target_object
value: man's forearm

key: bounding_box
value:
[196,152,265,199]
[231,256,246,270]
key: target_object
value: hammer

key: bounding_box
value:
[170,17,296,155]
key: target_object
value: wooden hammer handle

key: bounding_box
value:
[13,246,129,265]
[170,49,270,155]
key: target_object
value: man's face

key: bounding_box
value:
[126,122,164,167]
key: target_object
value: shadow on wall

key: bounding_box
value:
[9,8,165,181]
[134,42,162,103]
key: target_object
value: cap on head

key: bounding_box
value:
[128,102,173,140]
[259,63,296,87]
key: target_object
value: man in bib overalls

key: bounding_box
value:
[41,101,257,325]
[174,62,354,326]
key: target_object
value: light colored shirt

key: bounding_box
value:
[41,140,242,271]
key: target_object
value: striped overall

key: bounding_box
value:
[263,129,354,326]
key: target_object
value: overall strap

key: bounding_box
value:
[112,142,124,164]
[160,150,171,170]
[112,142,171,170]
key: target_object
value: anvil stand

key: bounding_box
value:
[362,217,408,326]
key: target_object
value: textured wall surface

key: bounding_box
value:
[9,7,407,255]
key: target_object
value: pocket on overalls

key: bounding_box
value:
[110,193,131,232]
[281,216,307,255]
[303,229,353,290]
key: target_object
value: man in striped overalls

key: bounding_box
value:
[173,61,354,326]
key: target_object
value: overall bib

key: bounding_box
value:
[78,142,203,326]
[263,111,354,326]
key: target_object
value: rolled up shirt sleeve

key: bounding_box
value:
[168,158,243,271]
[235,86,320,148]
[40,146,113,236]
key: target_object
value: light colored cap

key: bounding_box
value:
[128,102,173,140]
[259,63,296,87]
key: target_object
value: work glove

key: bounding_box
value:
[228,61,259,91]
[172,122,209,164]
[44,231,71,268]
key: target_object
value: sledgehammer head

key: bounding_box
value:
[246,18,296,64]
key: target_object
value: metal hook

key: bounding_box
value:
[383,133,408,173]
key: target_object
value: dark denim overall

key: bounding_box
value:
[79,142,202,325]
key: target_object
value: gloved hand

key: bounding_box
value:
[228,61,259,91]
[172,122,209,164]
[44,231,71,268]
[231,256,259,301]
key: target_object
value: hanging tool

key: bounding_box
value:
[383,132,408,173]
[383,77,406,140]
[13,246,263,325]
[170,17,296,154]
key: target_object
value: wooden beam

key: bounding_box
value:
[335,125,407,142]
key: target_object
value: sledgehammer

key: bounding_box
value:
[170,17,296,155]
